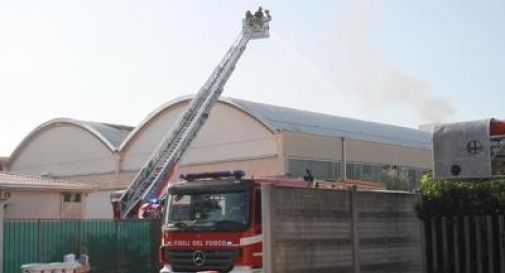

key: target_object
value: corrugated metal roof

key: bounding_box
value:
[12,97,430,163]
[84,122,133,149]
[9,119,135,161]
[227,98,432,149]
[0,173,93,191]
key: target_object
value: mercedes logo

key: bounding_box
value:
[192,250,206,267]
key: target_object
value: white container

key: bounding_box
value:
[20,263,41,273]
[27,264,53,273]
[60,268,73,273]
[48,262,64,273]
[61,262,80,273]
[63,254,76,263]
[79,254,89,265]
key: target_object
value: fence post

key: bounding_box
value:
[441,217,448,272]
[464,216,471,273]
[116,220,120,273]
[349,188,360,273]
[151,220,161,273]
[415,190,427,273]
[431,218,438,272]
[0,201,5,273]
[487,216,494,273]
[453,217,460,273]
[150,220,155,273]
[76,219,80,253]
[420,219,427,273]
[476,216,483,273]
[261,185,273,273]
[499,215,505,273]
[36,219,40,261]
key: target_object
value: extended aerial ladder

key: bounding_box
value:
[114,9,272,219]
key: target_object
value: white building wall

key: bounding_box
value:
[282,131,432,168]
[283,132,342,161]
[9,126,116,177]
[65,172,135,189]
[120,102,186,171]
[85,190,115,219]
[177,156,284,180]
[5,191,60,219]
[346,139,432,168]
[121,102,277,170]
[4,190,86,219]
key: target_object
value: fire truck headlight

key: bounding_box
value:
[230,266,255,273]
[159,264,172,273]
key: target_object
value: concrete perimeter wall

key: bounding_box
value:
[262,185,423,273]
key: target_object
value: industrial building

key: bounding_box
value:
[6,96,432,218]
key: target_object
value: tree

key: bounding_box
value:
[416,173,505,219]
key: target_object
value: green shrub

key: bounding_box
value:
[416,173,505,219]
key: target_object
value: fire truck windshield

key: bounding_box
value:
[164,190,250,232]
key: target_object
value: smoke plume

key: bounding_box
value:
[333,2,455,123]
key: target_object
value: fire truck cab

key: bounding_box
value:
[160,171,263,273]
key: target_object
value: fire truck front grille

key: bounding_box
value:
[165,249,240,273]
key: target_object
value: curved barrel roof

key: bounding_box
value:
[10,96,431,165]
[10,118,134,163]
[119,95,431,152]
[228,98,432,149]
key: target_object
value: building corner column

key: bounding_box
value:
[341,137,347,181]
[114,152,121,174]
[275,132,287,176]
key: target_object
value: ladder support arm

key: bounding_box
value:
[116,9,271,219]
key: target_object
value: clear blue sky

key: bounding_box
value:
[1,0,504,156]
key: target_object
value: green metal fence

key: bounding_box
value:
[3,219,162,273]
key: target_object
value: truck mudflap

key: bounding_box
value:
[159,265,262,273]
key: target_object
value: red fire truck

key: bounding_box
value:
[159,170,383,273]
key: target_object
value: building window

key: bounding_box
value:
[346,162,427,190]
[288,159,339,180]
[362,164,372,180]
[63,193,81,203]
[288,159,428,189]
[347,162,382,181]
[346,163,362,179]
[356,163,385,182]
[334,161,341,179]
[0,191,11,200]
[370,165,384,182]
[408,169,419,190]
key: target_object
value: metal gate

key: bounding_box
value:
[3,219,161,273]
[423,215,505,273]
